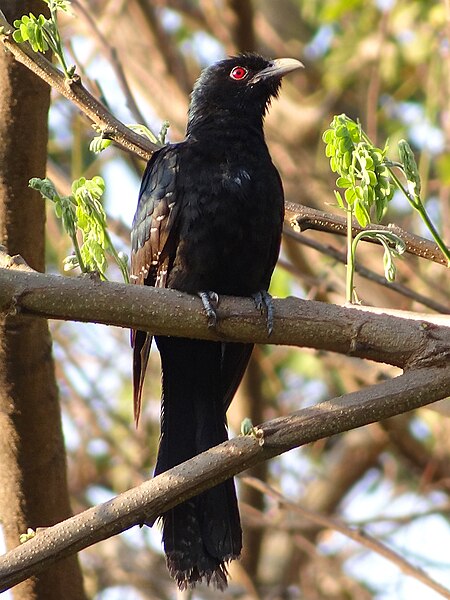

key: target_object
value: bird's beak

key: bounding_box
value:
[250,58,304,83]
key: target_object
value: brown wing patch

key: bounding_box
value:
[130,147,180,425]
[130,191,177,288]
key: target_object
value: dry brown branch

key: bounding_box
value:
[1,364,449,592]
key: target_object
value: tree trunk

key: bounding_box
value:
[0,1,86,598]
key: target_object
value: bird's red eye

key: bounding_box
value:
[230,66,248,81]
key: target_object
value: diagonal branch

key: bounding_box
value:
[0,366,449,592]
[0,12,156,160]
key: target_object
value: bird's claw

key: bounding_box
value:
[252,290,274,335]
[199,291,219,328]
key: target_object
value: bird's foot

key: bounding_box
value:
[198,291,219,328]
[252,290,274,335]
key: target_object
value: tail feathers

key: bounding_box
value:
[154,336,245,589]
[132,329,152,425]
[163,480,241,590]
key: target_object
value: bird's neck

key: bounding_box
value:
[186,108,266,143]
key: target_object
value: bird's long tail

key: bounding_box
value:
[154,336,247,590]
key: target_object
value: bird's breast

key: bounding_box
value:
[168,153,284,296]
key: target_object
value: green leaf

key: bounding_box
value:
[322,129,334,143]
[29,177,59,202]
[398,139,421,196]
[12,29,24,43]
[89,135,112,154]
[375,196,387,222]
[345,187,357,205]
[354,200,370,227]
[334,190,345,209]
[336,176,351,188]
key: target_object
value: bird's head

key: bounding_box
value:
[187,53,303,135]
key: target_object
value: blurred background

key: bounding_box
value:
[21,0,450,598]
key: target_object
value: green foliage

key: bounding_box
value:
[397,138,421,202]
[29,176,129,282]
[393,140,449,265]
[13,14,49,52]
[240,418,264,444]
[352,230,406,283]
[19,528,36,544]
[323,114,393,227]
[323,114,449,300]
[323,114,403,300]
[12,0,75,78]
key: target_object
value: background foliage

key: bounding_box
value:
[2,0,450,599]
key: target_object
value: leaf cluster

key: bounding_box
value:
[323,114,393,227]
[12,0,75,78]
[29,176,129,282]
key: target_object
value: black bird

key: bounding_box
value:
[131,53,302,590]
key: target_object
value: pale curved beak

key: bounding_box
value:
[250,58,304,83]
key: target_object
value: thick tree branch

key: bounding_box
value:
[0,264,449,371]
[0,365,449,592]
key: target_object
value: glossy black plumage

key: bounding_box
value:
[131,53,302,589]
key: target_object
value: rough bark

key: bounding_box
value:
[0,1,86,598]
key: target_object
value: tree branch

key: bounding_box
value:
[0,262,449,371]
[0,12,157,160]
[0,365,449,591]
[286,202,449,267]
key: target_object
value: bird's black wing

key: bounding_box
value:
[131,145,180,424]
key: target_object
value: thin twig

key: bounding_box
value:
[242,477,450,600]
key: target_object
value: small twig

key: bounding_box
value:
[71,0,148,125]
[242,477,450,600]
[0,12,156,160]
[286,202,448,267]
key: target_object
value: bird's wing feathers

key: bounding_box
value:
[131,147,179,287]
[131,146,180,424]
